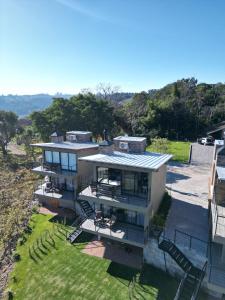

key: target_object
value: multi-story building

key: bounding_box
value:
[209,134,225,294]
[31,131,99,210]
[77,136,172,248]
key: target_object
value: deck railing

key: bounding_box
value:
[174,229,209,257]
[211,192,225,237]
[82,182,149,207]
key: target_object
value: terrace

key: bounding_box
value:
[34,183,75,209]
[81,217,145,248]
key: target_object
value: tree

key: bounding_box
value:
[96,82,120,101]
[0,111,18,155]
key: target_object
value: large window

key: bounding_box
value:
[60,152,76,171]
[122,171,148,197]
[52,151,60,163]
[45,151,52,163]
[44,150,76,172]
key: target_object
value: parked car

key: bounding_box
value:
[198,136,214,145]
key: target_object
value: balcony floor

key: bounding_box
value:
[79,186,147,210]
[34,187,74,201]
[80,218,145,248]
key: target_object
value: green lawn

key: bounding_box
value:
[147,140,191,163]
[7,214,179,300]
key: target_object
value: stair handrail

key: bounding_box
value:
[191,260,207,300]
[174,228,209,257]
[208,264,225,288]
[173,273,188,300]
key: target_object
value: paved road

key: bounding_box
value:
[165,163,210,246]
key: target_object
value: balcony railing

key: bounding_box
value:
[82,182,149,207]
[211,193,225,238]
[32,163,76,176]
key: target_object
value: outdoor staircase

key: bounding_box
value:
[78,199,94,217]
[159,239,206,300]
[67,228,83,243]
[67,215,87,244]
[159,239,193,273]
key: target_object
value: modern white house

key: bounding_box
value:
[31,131,99,210]
[76,136,172,248]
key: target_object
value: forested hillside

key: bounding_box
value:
[0,93,133,117]
[30,78,225,141]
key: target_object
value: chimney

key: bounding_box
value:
[50,131,64,143]
[113,136,146,153]
[66,131,92,143]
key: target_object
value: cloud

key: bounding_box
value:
[55,0,111,22]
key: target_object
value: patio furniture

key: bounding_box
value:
[94,210,103,225]
[106,214,117,228]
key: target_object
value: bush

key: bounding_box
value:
[24,226,32,234]
[32,206,39,214]
[12,252,21,262]
[7,290,13,300]
[18,235,27,246]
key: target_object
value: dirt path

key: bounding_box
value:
[7,143,26,156]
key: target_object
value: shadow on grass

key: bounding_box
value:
[138,265,178,300]
[49,215,74,226]
[72,232,93,249]
[107,261,139,287]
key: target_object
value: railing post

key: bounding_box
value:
[174,229,177,244]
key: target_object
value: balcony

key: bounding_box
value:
[80,217,145,248]
[32,163,76,178]
[34,183,75,209]
[79,182,148,212]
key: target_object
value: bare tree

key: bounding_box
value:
[96,82,120,101]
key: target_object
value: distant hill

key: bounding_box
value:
[0,94,72,117]
[0,93,134,117]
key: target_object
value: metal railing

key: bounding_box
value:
[34,163,76,176]
[174,229,209,257]
[85,182,149,207]
[208,264,225,288]
[211,192,225,237]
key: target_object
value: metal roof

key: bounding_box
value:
[30,141,99,151]
[113,136,146,142]
[66,131,92,135]
[79,151,172,171]
[216,166,225,181]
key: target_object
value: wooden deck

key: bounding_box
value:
[80,218,145,248]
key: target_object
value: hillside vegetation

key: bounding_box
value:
[30,78,225,142]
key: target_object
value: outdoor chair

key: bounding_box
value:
[94,210,103,225]
[106,214,117,228]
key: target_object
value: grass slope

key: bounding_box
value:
[8,214,178,300]
[147,141,191,163]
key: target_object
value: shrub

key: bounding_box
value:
[12,252,21,262]
[32,206,39,214]
[7,290,13,300]
[24,226,32,234]
[18,235,27,246]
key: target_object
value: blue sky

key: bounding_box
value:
[1,0,225,95]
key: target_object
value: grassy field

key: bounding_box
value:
[7,214,179,300]
[147,140,191,163]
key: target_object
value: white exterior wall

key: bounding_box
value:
[149,164,167,220]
